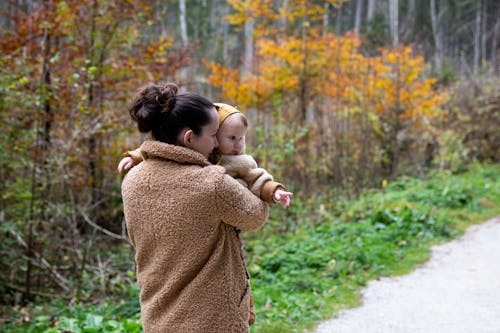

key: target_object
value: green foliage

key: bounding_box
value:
[3,164,499,333]
[438,74,500,169]
[246,163,499,332]
[2,286,141,332]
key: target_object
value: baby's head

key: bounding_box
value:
[214,103,247,155]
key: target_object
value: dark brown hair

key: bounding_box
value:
[129,82,215,144]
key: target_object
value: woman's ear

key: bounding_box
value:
[181,129,194,147]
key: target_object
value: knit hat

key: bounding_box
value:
[214,103,242,126]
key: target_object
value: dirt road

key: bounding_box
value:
[313,216,500,333]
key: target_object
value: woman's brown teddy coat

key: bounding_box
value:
[121,140,269,333]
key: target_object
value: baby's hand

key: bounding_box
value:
[274,189,294,209]
[117,156,135,174]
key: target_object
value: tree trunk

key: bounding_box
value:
[492,10,499,73]
[354,0,363,34]
[221,1,229,62]
[473,0,481,74]
[481,0,487,68]
[24,0,53,303]
[367,0,375,22]
[323,2,329,36]
[299,4,309,124]
[390,0,399,47]
[178,0,189,88]
[430,0,443,73]
[243,13,254,74]
[335,3,343,34]
[87,0,99,218]
[179,0,188,46]
[280,0,289,33]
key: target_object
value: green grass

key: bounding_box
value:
[2,163,499,333]
[1,288,142,332]
[247,162,500,333]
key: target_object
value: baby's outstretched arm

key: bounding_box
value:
[117,156,135,173]
[274,189,294,209]
[117,148,143,174]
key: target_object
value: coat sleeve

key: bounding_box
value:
[260,180,285,203]
[214,173,269,232]
[124,147,146,165]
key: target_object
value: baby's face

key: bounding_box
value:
[216,114,247,155]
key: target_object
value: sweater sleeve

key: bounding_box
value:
[220,155,284,204]
[214,173,269,232]
[260,180,285,203]
[124,147,145,165]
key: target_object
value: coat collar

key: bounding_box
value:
[140,140,211,167]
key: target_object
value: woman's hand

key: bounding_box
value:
[117,156,135,174]
[274,189,294,209]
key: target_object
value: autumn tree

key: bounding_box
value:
[0,0,192,303]
[206,0,448,190]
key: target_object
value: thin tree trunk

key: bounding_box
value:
[323,2,329,36]
[299,3,309,124]
[24,0,53,303]
[473,0,481,74]
[430,0,443,72]
[481,0,487,69]
[178,0,189,88]
[280,0,289,33]
[179,0,188,46]
[243,13,254,74]
[221,1,229,62]
[40,0,52,176]
[492,13,499,73]
[335,3,343,33]
[367,0,375,22]
[87,0,99,220]
[354,0,363,34]
[390,0,399,47]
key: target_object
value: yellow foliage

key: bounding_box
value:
[206,0,448,159]
[226,0,346,37]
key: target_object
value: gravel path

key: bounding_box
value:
[312,216,500,333]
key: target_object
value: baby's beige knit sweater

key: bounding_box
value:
[121,140,269,332]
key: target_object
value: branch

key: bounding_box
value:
[77,207,131,244]
[4,282,71,300]
[8,230,70,292]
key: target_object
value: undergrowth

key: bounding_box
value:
[2,163,499,333]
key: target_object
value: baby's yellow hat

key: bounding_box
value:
[214,102,242,125]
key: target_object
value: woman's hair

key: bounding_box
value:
[129,82,215,144]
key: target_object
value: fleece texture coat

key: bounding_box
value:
[121,140,269,333]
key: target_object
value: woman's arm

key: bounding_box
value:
[215,173,269,232]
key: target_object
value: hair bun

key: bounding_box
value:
[157,83,178,112]
[129,82,177,133]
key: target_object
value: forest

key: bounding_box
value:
[1,0,499,332]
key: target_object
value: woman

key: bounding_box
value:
[121,82,269,332]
